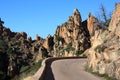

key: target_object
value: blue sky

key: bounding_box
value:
[0,0,119,39]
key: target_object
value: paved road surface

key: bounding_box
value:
[43,59,104,80]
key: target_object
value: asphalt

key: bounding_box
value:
[43,59,104,80]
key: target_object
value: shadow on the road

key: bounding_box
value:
[42,60,55,80]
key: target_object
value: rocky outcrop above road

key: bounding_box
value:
[52,9,90,57]
[109,3,120,37]
[87,13,99,36]
[0,8,90,79]
[43,35,54,54]
[85,3,120,80]
[73,8,82,26]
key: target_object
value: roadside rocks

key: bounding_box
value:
[86,3,120,79]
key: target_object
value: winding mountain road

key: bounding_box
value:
[43,58,104,80]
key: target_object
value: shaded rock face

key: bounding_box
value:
[0,23,47,79]
[43,35,54,53]
[85,3,120,80]
[53,9,90,57]
[39,46,48,58]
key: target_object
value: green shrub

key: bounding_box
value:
[0,40,7,52]
[28,59,43,74]
[65,43,75,52]
[55,35,64,43]
[19,59,43,79]
[106,19,111,26]
[94,45,106,53]
[7,48,14,56]
[0,40,5,47]
[76,50,83,56]
[20,66,30,73]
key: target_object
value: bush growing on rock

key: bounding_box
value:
[76,50,83,56]
[94,45,107,53]
[65,43,75,52]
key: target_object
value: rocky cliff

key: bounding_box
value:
[85,3,120,79]
[0,20,48,80]
[50,9,90,57]
[0,8,91,80]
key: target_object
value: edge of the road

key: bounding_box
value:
[31,56,87,80]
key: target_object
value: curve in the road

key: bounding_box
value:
[42,58,104,80]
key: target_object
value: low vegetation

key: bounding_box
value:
[55,35,64,43]
[85,64,117,80]
[0,40,7,52]
[65,43,75,52]
[19,59,43,79]
[76,50,83,56]
[94,45,106,53]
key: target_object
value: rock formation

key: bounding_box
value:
[109,3,120,37]
[85,3,120,80]
[53,9,90,57]
[36,34,40,41]
[73,8,82,26]
[0,9,91,79]
[43,35,54,54]
[0,22,47,80]
[1,2,120,79]
[87,13,99,36]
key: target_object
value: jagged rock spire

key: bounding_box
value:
[87,12,99,36]
[109,3,120,37]
[72,8,82,26]
[73,8,80,15]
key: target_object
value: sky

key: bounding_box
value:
[0,0,119,39]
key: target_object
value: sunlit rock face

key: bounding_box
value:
[85,3,120,80]
[0,19,47,79]
[109,3,120,37]
[53,9,90,57]
[87,13,99,36]
[73,8,82,26]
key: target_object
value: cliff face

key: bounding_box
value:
[0,21,48,79]
[85,3,120,79]
[0,9,91,79]
[52,9,90,57]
